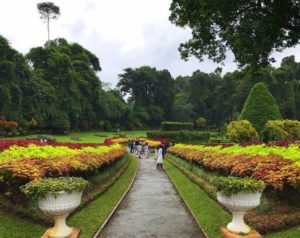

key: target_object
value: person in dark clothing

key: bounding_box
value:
[128,140,132,152]
[162,143,169,158]
[129,140,134,153]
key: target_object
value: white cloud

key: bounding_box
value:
[0,0,299,85]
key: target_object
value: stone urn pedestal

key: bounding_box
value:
[38,191,83,238]
[217,191,262,234]
[220,227,263,238]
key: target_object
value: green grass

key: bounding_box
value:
[265,225,300,238]
[164,159,230,238]
[0,210,44,238]
[165,158,300,238]
[0,155,138,238]
[68,154,138,238]
[0,130,148,143]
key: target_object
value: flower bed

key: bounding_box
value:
[166,153,300,233]
[0,140,127,202]
[0,139,113,151]
[168,143,300,190]
[104,137,161,148]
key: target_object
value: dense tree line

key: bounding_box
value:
[117,66,175,127]
[171,56,300,128]
[0,35,129,132]
[1,34,300,132]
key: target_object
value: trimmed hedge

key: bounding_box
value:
[147,130,210,142]
[161,121,194,131]
[240,82,282,133]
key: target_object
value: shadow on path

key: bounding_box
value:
[98,156,205,238]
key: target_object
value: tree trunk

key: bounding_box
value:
[47,17,50,41]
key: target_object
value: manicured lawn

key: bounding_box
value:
[164,159,230,238]
[165,158,300,238]
[0,155,138,238]
[265,225,300,238]
[0,130,148,143]
[0,211,44,238]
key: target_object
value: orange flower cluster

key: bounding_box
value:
[0,120,18,129]
[0,147,127,180]
[168,147,300,190]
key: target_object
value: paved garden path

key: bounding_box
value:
[98,156,205,238]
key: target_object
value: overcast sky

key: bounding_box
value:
[1,0,300,86]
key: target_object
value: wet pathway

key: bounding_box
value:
[98,156,205,238]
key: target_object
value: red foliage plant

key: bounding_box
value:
[0,140,113,151]
[168,146,300,190]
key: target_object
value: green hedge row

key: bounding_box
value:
[147,130,210,142]
[161,121,194,131]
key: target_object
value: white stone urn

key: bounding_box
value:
[38,191,83,238]
[217,191,262,234]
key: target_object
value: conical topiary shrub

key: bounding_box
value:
[240,82,282,133]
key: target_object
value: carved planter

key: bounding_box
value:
[217,191,262,234]
[38,191,83,238]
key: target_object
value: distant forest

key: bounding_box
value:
[0,35,299,132]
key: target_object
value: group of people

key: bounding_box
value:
[128,140,150,159]
[128,139,171,170]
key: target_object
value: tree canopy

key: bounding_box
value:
[1,34,300,132]
[37,2,60,40]
[118,66,175,127]
[169,0,300,67]
[240,82,282,132]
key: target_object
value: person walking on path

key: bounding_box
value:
[137,142,142,159]
[127,140,132,152]
[156,144,164,169]
[144,142,149,159]
[162,142,170,159]
[129,140,134,153]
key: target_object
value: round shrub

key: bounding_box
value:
[262,121,288,142]
[226,120,258,142]
[240,82,282,133]
[196,117,206,129]
[262,119,300,142]
[281,119,300,138]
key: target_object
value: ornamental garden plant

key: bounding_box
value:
[0,138,132,236]
[22,177,89,238]
[0,140,127,205]
[226,120,258,142]
[213,176,265,197]
[214,176,265,234]
[239,80,282,133]
[105,137,161,148]
[21,177,89,201]
[167,142,300,233]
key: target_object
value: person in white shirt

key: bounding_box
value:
[137,143,142,159]
[156,145,164,169]
[144,142,149,159]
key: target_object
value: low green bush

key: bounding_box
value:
[196,117,206,129]
[226,120,259,142]
[21,177,89,201]
[161,121,194,131]
[213,176,265,196]
[262,119,300,142]
[147,130,210,142]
